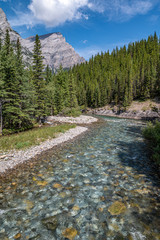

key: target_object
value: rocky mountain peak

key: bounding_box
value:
[0,8,21,43]
[26,32,62,42]
[0,8,7,22]
[0,8,11,32]
[23,32,85,70]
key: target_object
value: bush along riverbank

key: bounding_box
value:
[143,121,160,166]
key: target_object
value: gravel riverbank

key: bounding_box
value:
[46,115,98,124]
[0,115,98,175]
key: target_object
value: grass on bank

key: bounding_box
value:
[0,124,76,152]
[143,121,160,165]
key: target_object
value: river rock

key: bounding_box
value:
[108,201,126,215]
[14,233,21,239]
[41,216,58,231]
[62,227,78,240]
[113,233,125,240]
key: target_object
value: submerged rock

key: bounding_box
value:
[113,233,125,240]
[42,216,58,231]
[53,183,63,189]
[24,200,34,215]
[62,227,78,240]
[108,201,126,215]
[14,233,21,239]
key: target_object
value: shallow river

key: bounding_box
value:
[0,116,160,240]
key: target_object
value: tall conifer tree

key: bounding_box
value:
[1,30,23,131]
[32,34,46,121]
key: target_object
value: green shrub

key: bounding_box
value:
[143,121,160,165]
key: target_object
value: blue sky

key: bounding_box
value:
[0,0,160,60]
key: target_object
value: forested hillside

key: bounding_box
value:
[71,32,160,108]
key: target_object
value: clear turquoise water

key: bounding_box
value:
[0,116,160,240]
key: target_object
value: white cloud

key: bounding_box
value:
[9,11,38,28]
[90,0,155,21]
[149,14,159,23]
[28,0,90,27]
[83,40,88,44]
[10,0,158,28]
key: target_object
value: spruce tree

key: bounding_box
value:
[46,76,56,115]
[32,34,46,121]
[15,38,33,129]
[45,65,52,84]
[1,30,23,131]
[0,38,2,51]
[68,74,78,109]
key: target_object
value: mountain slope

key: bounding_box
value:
[0,8,20,42]
[23,32,85,70]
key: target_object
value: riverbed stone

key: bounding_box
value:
[42,216,58,231]
[108,201,126,215]
[62,227,78,240]
[24,200,34,214]
[36,180,48,187]
[53,183,63,189]
[14,233,21,239]
[113,233,125,240]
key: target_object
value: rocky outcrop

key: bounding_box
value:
[0,8,19,42]
[87,108,160,120]
[23,32,85,70]
[0,8,85,69]
[0,9,32,65]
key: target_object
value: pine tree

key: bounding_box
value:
[1,30,23,131]
[68,73,78,108]
[0,38,2,51]
[32,34,46,121]
[54,67,66,113]
[45,65,52,84]
[46,76,56,115]
[15,38,33,129]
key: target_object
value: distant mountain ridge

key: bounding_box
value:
[26,32,62,41]
[0,8,85,70]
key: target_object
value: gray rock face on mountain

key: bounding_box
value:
[0,8,85,69]
[0,8,36,65]
[0,8,21,42]
[23,33,85,70]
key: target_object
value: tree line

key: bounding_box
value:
[0,30,78,134]
[71,32,160,108]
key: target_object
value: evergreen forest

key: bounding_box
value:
[71,32,160,108]
[0,31,160,134]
